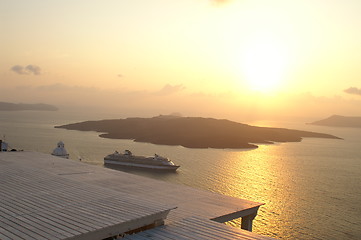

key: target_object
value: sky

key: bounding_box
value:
[1,0,361,121]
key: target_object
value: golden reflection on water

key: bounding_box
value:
[219,144,296,239]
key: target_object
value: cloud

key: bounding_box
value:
[11,65,25,75]
[37,83,98,92]
[155,84,185,96]
[210,0,231,5]
[37,83,72,91]
[25,65,41,75]
[10,64,41,75]
[344,87,361,96]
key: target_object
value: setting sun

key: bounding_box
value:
[241,36,289,93]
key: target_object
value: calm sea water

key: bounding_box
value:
[1,110,360,239]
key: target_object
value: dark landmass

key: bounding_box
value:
[309,115,361,128]
[56,115,341,149]
[0,102,58,111]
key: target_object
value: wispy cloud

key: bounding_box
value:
[210,0,231,5]
[344,87,361,96]
[11,65,41,75]
[37,83,98,92]
[155,84,185,96]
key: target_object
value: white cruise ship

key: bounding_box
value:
[104,150,180,171]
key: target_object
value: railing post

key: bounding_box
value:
[241,212,257,231]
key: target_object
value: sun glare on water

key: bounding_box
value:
[241,37,289,93]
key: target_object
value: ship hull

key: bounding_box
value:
[104,159,179,171]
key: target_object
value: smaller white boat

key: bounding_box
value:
[51,141,69,159]
[104,150,180,171]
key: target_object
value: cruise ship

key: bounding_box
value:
[104,150,180,171]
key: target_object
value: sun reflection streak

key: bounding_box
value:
[217,145,297,238]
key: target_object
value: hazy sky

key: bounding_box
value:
[1,0,361,121]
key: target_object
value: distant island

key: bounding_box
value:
[56,115,341,149]
[309,115,361,128]
[0,102,58,111]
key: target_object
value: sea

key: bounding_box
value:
[0,110,360,240]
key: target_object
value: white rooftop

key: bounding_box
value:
[0,151,272,240]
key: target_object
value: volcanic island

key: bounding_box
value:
[56,115,341,149]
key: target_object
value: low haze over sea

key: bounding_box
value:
[1,110,360,239]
